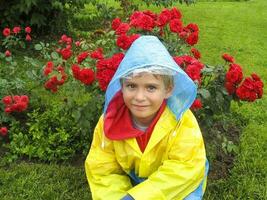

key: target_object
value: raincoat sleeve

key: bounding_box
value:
[85,115,132,200]
[128,110,206,200]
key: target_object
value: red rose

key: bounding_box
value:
[157,9,172,27]
[130,11,143,22]
[173,55,202,70]
[61,48,72,60]
[143,10,157,20]
[95,53,124,91]
[44,68,67,93]
[79,68,95,85]
[57,65,64,72]
[71,64,81,79]
[61,34,68,42]
[44,77,59,93]
[77,52,89,64]
[170,7,182,19]
[96,69,116,91]
[191,99,202,110]
[112,18,122,30]
[139,14,156,31]
[110,53,124,69]
[254,79,264,88]
[116,34,140,50]
[58,73,67,85]
[90,48,104,60]
[4,107,12,113]
[66,38,72,45]
[60,34,72,44]
[184,55,197,65]
[129,34,140,44]
[75,41,81,47]
[96,59,111,72]
[13,26,21,34]
[3,95,29,112]
[43,61,54,76]
[191,48,201,59]
[236,75,264,102]
[46,61,54,69]
[224,81,236,95]
[13,95,21,103]
[50,76,59,85]
[186,32,199,46]
[14,102,27,112]
[173,56,185,67]
[25,26,31,33]
[0,127,8,136]
[3,28,11,37]
[185,64,202,84]
[249,92,257,102]
[169,19,183,33]
[2,96,12,105]
[195,62,204,70]
[186,23,199,32]
[26,34,31,41]
[241,77,254,90]
[130,11,156,31]
[225,63,243,84]
[222,53,235,63]
[255,85,263,98]
[5,50,11,57]
[251,73,261,81]
[179,30,187,39]
[20,95,29,103]
[44,67,53,76]
[115,23,130,35]
[116,34,131,50]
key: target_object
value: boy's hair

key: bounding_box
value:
[120,73,173,89]
[120,65,174,89]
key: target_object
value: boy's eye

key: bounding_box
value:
[126,83,136,89]
[147,85,157,92]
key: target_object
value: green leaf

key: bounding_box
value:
[11,61,17,66]
[34,44,43,51]
[83,62,90,68]
[72,110,81,121]
[221,87,229,95]
[215,92,224,105]
[51,52,59,59]
[202,67,214,73]
[198,88,211,99]
[5,57,12,62]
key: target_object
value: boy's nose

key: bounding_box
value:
[134,89,146,101]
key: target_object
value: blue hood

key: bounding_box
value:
[104,35,196,120]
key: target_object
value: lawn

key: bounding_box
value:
[0,0,266,199]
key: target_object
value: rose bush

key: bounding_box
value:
[0,7,264,162]
[61,7,263,113]
[39,7,263,157]
[0,27,34,145]
[1,26,32,53]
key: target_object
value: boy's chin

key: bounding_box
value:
[131,112,156,124]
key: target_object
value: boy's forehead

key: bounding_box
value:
[124,72,162,80]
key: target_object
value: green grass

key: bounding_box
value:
[176,0,267,199]
[0,161,91,199]
[1,0,267,199]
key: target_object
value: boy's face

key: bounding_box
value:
[121,73,173,127]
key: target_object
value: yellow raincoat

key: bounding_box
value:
[85,107,206,200]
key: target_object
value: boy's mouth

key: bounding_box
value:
[132,104,149,110]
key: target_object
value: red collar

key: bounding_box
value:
[104,91,166,140]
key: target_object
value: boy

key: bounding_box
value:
[85,36,208,200]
